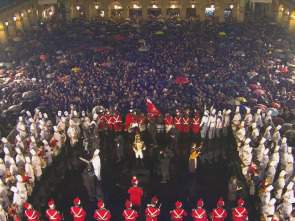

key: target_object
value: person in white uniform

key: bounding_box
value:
[274,170,286,200]
[92,149,101,181]
[31,149,42,181]
[200,110,209,139]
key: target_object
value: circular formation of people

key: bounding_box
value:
[1,12,295,221]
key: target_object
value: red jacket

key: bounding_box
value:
[173,117,183,132]
[232,207,248,221]
[98,114,105,131]
[112,115,122,131]
[70,206,86,221]
[128,186,143,207]
[94,209,111,221]
[122,209,138,221]
[192,208,208,221]
[170,208,187,221]
[145,207,160,221]
[24,209,40,221]
[46,209,63,221]
[192,117,200,133]
[104,116,113,130]
[182,117,191,133]
[211,208,227,221]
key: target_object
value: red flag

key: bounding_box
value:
[146,98,161,116]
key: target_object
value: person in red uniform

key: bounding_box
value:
[192,111,200,141]
[98,109,105,131]
[164,113,173,134]
[104,110,113,130]
[145,196,160,221]
[94,201,111,221]
[125,110,134,132]
[70,197,86,221]
[123,200,138,221]
[24,203,40,221]
[210,197,227,221]
[191,198,208,221]
[46,199,64,221]
[173,110,183,133]
[232,199,248,221]
[112,110,122,134]
[170,201,187,221]
[182,111,191,134]
[128,176,143,210]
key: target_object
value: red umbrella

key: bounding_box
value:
[40,55,48,60]
[175,77,189,84]
[253,89,265,96]
[248,84,258,90]
[253,104,267,112]
[96,47,108,52]
[270,102,281,109]
[79,44,88,49]
[115,35,125,41]
[200,58,209,63]
[279,67,288,72]
[7,35,14,40]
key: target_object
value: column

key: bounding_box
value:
[85,3,91,21]
[23,14,31,29]
[161,0,167,19]
[65,1,72,23]
[142,0,148,20]
[282,14,290,28]
[123,1,128,18]
[237,0,245,22]
[217,5,225,22]
[15,18,24,32]
[198,0,205,21]
[180,0,186,20]
[7,22,16,36]
[288,16,295,32]
[0,24,8,44]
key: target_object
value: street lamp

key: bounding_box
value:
[76,5,80,10]
[5,21,8,26]
[191,4,196,8]
[230,4,234,9]
[20,12,24,18]
[13,16,17,21]
[152,4,157,8]
[95,5,99,10]
[27,9,31,14]
[171,4,176,9]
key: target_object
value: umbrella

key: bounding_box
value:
[115,35,125,41]
[138,39,145,43]
[265,108,279,116]
[56,50,63,54]
[284,130,295,139]
[227,99,240,106]
[5,47,14,52]
[248,84,258,90]
[247,72,258,79]
[175,77,189,84]
[286,100,295,108]
[218,32,226,36]
[155,31,164,35]
[22,91,36,99]
[270,102,281,109]
[7,35,14,40]
[236,97,247,102]
[96,47,108,52]
[249,98,258,103]
[274,49,283,53]
[234,51,245,57]
[40,55,48,60]
[32,41,42,47]
[7,104,22,112]
[240,87,251,93]
[253,89,265,96]
[200,58,209,63]
[279,68,288,73]
[282,123,293,133]
[272,117,285,126]
[227,79,236,84]
[13,37,22,42]
[138,47,149,52]
[79,44,88,49]
[71,67,81,72]
[12,93,21,99]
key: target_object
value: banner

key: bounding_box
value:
[146,98,161,116]
[38,0,57,4]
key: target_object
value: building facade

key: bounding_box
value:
[0,0,294,44]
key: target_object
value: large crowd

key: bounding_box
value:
[0,11,295,221]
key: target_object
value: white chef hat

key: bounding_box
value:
[276,125,281,130]
[204,110,209,115]
[15,148,21,154]
[43,140,48,145]
[226,109,231,115]
[269,198,276,205]
[288,147,292,153]
[274,146,280,151]
[25,156,31,163]
[53,126,58,131]
[26,111,31,116]
[266,185,274,191]
[257,109,261,114]
[266,126,272,131]
[58,111,62,116]
[31,136,36,142]
[264,148,269,155]
[44,113,48,119]
[279,170,286,177]
[93,113,98,120]
[64,111,68,116]
[30,149,36,155]
[287,182,294,190]
[260,138,266,144]
[240,121,245,127]
[235,106,240,112]
[282,137,287,144]
[217,111,222,116]
[252,123,257,128]
[246,108,251,113]
[1,137,7,143]
[16,175,22,182]
[245,138,251,144]
[267,110,272,115]
[10,186,18,193]
[19,116,23,121]
[4,147,10,154]
[94,149,100,155]
[10,158,15,164]
[211,109,216,115]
